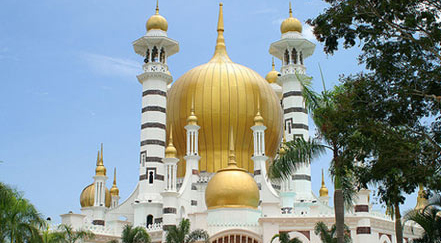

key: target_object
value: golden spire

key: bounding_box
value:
[272,57,275,70]
[265,57,280,83]
[319,169,329,197]
[289,2,293,17]
[95,143,106,176]
[211,3,231,62]
[254,98,264,126]
[228,127,237,166]
[187,95,198,125]
[110,168,119,196]
[278,127,287,155]
[165,125,178,158]
[155,0,159,14]
[415,183,428,211]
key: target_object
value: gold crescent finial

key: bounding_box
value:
[100,143,103,163]
[272,57,275,70]
[212,2,231,61]
[289,2,293,17]
[96,151,100,166]
[169,124,173,145]
[155,0,159,14]
[191,94,195,113]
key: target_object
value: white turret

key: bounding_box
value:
[132,1,179,227]
[110,168,120,208]
[92,144,107,223]
[269,2,315,206]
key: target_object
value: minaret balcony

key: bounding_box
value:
[281,64,306,75]
[142,62,169,73]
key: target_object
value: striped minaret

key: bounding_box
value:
[132,2,179,227]
[269,3,315,203]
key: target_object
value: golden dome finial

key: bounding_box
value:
[110,168,119,196]
[278,127,287,155]
[211,3,231,62]
[319,169,329,197]
[254,98,264,126]
[165,125,178,158]
[146,0,168,32]
[280,2,302,34]
[265,57,280,83]
[155,0,159,14]
[415,183,428,211]
[187,95,198,125]
[95,144,106,176]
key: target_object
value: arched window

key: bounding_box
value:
[291,48,298,64]
[149,171,154,184]
[284,49,289,65]
[152,46,159,62]
[144,49,150,63]
[300,51,304,65]
[146,215,153,227]
[160,48,165,63]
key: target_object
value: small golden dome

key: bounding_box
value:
[95,145,106,176]
[265,58,280,84]
[80,184,111,208]
[146,1,168,32]
[110,168,119,197]
[205,129,260,209]
[280,3,302,34]
[165,125,177,158]
[319,169,329,197]
[186,97,198,125]
[254,99,264,126]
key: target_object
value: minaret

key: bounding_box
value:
[161,126,179,235]
[319,169,329,205]
[110,168,120,208]
[269,2,315,203]
[93,144,107,222]
[252,98,279,204]
[184,97,201,174]
[132,1,179,227]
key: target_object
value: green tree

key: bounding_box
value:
[51,224,95,243]
[404,195,441,243]
[270,81,360,243]
[165,219,209,243]
[314,222,352,243]
[121,225,150,243]
[270,232,302,243]
[0,182,46,243]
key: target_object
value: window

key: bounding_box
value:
[144,49,150,63]
[291,48,298,64]
[146,215,153,227]
[160,48,165,63]
[149,171,154,184]
[152,46,159,62]
[300,51,303,65]
[284,49,289,65]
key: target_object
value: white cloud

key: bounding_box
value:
[303,24,317,42]
[81,52,141,78]
[252,8,278,15]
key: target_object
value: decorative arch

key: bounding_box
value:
[210,229,262,243]
[288,231,310,243]
[379,234,392,243]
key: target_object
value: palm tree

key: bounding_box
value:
[314,222,352,243]
[270,232,302,243]
[121,225,151,243]
[404,195,441,243]
[0,182,46,243]
[269,77,358,243]
[51,224,95,243]
[165,219,209,243]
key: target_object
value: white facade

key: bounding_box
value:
[61,4,423,243]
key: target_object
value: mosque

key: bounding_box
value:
[60,2,425,243]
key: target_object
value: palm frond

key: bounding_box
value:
[185,229,209,243]
[269,137,326,180]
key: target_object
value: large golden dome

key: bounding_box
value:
[80,184,111,208]
[205,129,259,209]
[167,3,283,177]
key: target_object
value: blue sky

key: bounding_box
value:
[0,0,418,223]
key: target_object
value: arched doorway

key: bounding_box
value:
[210,230,262,243]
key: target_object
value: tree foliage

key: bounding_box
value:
[270,232,302,243]
[165,219,209,243]
[404,195,441,243]
[314,222,352,243]
[121,225,151,243]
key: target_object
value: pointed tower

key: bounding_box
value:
[132,1,179,227]
[269,2,315,204]
[252,98,279,205]
[265,58,282,99]
[184,96,201,174]
[110,168,120,208]
[319,169,329,205]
